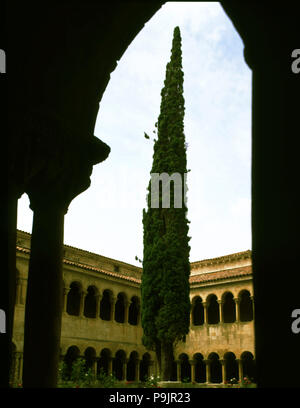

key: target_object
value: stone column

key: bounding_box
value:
[234,298,240,322]
[203,302,208,324]
[237,359,243,381]
[110,296,116,321]
[5,187,19,388]
[62,287,69,314]
[79,290,87,317]
[204,360,211,383]
[190,360,196,383]
[22,203,66,388]
[95,294,101,318]
[220,359,226,384]
[218,300,224,323]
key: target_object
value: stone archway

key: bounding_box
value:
[7,1,300,389]
[64,346,80,380]
[98,348,112,376]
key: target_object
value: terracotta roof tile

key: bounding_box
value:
[190,265,252,284]
[16,245,252,285]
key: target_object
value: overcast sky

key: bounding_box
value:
[17,2,252,266]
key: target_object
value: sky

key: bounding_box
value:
[17,2,252,266]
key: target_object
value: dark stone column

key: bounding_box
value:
[20,117,110,387]
[22,204,65,388]
[221,1,300,387]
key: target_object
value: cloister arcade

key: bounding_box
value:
[12,230,255,385]
[191,290,253,326]
[56,346,255,384]
[62,281,253,327]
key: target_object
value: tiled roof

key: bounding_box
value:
[190,250,252,268]
[16,246,141,284]
[17,245,252,285]
[190,265,252,284]
[63,259,141,284]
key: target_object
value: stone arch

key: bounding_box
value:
[127,351,139,381]
[113,350,126,380]
[66,282,82,316]
[128,296,140,325]
[140,352,151,382]
[115,292,127,323]
[64,345,80,379]
[222,291,236,323]
[208,352,222,383]
[179,353,191,382]
[239,290,253,321]
[98,348,112,376]
[224,351,239,382]
[206,294,220,324]
[84,285,98,318]
[100,289,113,320]
[241,351,256,382]
[192,296,204,326]
[193,353,206,383]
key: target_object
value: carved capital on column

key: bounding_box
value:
[23,111,110,214]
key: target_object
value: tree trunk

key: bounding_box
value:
[160,341,173,381]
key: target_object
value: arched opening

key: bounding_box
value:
[208,352,222,383]
[128,296,139,325]
[179,353,191,382]
[64,346,80,379]
[127,351,139,381]
[207,294,220,324]
[97,348,111,376]
[224,352,239,382]
[222,292,236,323]
[193,353,206,383]
[140,353,151,381]
[239,290,253,322]
[66,282,81,316]
[113,350,126,381]
[192,296,204,326]
[84,286,98,318]
[84,347,96,373]
[100,290,112,321]
[115,293,126,323]
[241,351,256,382]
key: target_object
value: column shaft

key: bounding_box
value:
[22,207,65,387]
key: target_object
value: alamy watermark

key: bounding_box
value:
[291,49,300,73]
[291,309,300,334]
[0,49,6,73]
[150,172,187,208]
[0,309,6,333]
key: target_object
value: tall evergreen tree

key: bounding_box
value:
[141,26,191,381]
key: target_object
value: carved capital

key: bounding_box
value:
[23,111,110,213]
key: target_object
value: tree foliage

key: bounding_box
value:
[141,26,191,378]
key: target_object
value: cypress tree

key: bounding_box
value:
[141,26,191,381]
